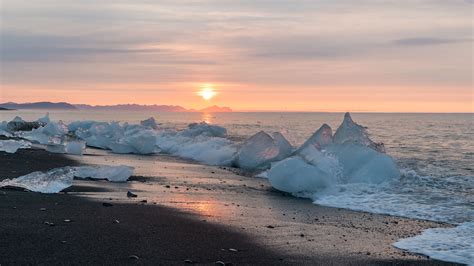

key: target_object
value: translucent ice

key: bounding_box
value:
[140,117,158,129]
[179,122,227,138]
[0,167,75,193]
[334,112,385,153]
[297,124,333,152]
[267,113,399,194]
[394,222,474,265]
[237,131,293,170]
[0,165,134,193]
[267,156,334,193]
[0,140,31,153]
[74,165,134,182]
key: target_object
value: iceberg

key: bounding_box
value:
[267,113,399,194]
[0,140,31,153]
[0,165,134,193]
[236,131,293,170]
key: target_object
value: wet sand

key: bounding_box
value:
[0,148,459,265]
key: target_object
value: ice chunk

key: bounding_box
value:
[267,156,333,193]
[333,112,385,153]
[0,129,13,138]
[140,117,158,129]
[0,167,75,193]
[173,136,237,166]
[74,165,134,182]
[297,124,333,152]
[179,122,227,138]
[36,113,50,124]
[0,165,134,193]
[394,221,474,265]
[237,131,293,170]
[46,144,67,154]
[7,116,42,132]
[325,143,399,184]
[0,140,31,153]
[66,141,86,155]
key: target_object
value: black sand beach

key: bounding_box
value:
[0,149,459,265]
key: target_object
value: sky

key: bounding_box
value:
[0,0,472,112]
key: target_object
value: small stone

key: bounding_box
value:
[300,234,305,237]
[63,219,72,223]
[266,225,275,229]
[184,259,193,263]
[61,240,67,244]
[113,219,120,224]
[215,261,225,265]
[127,191,137,198]
[140,200,147,203]
[40,208,46,211]
[228,248,238,252]
[128,255,139,260]
[366,252,371,256]
[165,185,170,188]
[102,202,113,207]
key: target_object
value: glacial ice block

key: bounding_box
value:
[0,140,31,153]
[237,131,293,170]
[333,112,385,153]
[0,165,135,193]
[297,124,333,152]
[74,165,134,182]
[325,143,399,184]
[180,122,227,138]
[0,167,76,193]
[140,117,158,129]
[267,156,333,193]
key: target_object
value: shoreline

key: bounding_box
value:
[0,148,459,265]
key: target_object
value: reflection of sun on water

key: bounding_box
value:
[202,112,212,124]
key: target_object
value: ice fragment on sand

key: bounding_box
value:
[0,165,134,193]
[0,140,31,153]
[74,165,134,182]
[0,167,76,193]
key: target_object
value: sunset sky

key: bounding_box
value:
[0,0,472,112]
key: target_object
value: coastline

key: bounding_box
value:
[0,148,459,265]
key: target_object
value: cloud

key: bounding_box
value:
[393,37,472,46]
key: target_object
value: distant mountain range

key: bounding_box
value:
[0,102,232,112]
[0,102,77,110]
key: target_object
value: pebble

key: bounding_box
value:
[266,225,275,229]
[127,191,137,198]
[102,202,113,207]
[184,259,193,263]
[228,248,238,252]
[128,255,139,260]
[63,219,72,223]
[40,208,46,211]
[215,261,225,265]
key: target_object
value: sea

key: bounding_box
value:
[1,110,473,264]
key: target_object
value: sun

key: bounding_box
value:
[198,86,217,101]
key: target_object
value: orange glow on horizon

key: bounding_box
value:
[0,83,472,113]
